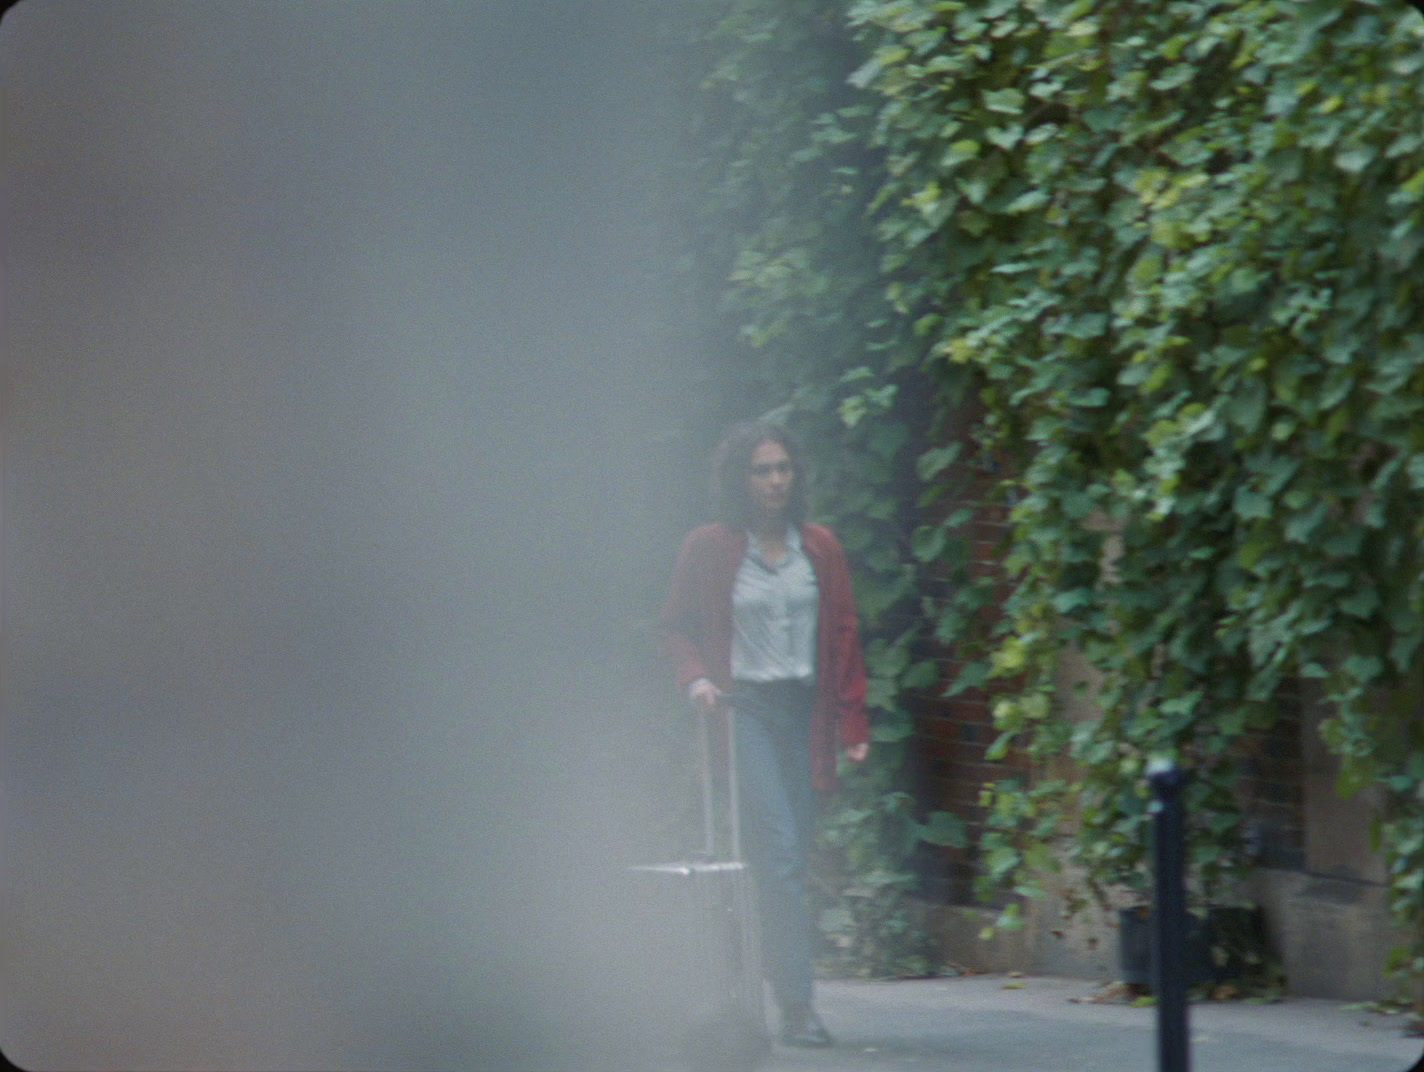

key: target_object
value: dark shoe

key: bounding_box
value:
[779,1004,833,1048]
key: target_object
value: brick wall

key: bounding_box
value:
[909,425,1028,903]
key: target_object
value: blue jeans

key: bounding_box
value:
[730,681,817,1011]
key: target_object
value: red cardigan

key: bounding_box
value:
[659,522,870,793]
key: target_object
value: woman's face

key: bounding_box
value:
[746,439,794,521]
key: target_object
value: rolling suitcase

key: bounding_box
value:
[628,701,770,1072]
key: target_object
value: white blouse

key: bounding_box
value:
[730,525,820,684]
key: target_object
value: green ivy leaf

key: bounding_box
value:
[911,523,947,563]
[901,659,940,689]
[916,810,969,849]
[917,443,963,480]
[1233,487,1273,520]
[983,88,1027,115]
[1005,188,1051,214]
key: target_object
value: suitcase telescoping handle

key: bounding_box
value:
[696,695,743,863]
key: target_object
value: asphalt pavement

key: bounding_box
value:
[758,973,1422,1072]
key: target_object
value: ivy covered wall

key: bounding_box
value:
[671,0,1424,981]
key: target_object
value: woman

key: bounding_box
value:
[659,420,870,1049]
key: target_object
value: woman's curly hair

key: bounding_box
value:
[709,420,808,529]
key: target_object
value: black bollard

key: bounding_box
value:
[1147,759,1190,1072]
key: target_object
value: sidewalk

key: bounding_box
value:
[763,973,1422,1072]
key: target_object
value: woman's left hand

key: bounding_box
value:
[845,742,869,763]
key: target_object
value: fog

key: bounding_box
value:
[1,3,699,1067]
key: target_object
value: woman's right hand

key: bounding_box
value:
[688,678,723,714]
